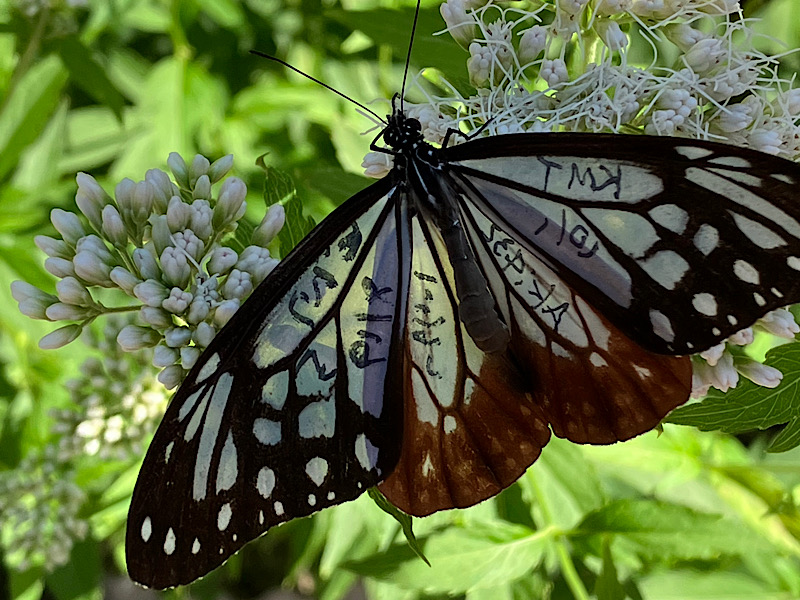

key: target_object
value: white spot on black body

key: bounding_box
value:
[141,517,152,542]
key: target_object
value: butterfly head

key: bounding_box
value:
[383,110,424,153]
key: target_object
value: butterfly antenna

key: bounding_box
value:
[250,50,387,125]
[400,0,422,113]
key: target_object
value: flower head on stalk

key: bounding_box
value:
[364,0,800,397]
[12,153,285,390]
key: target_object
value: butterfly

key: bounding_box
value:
[125,47,800,597]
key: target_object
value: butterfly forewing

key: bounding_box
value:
[445,134,800,354]
[126,181,409,589]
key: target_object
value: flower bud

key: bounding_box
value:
[102,204,128,247]
[208,247,238,275]
[519,26,547,65]
[193,174,211,201]
[222,269,253,300]
[117,325,160,351]
[134,279,169,308]
[193,322,216,347]
[73,251,114,286]
[150,215,173,257]
[213,177,247,230]
[181,346,201,370]
[440,0,475,48]
[158,364,184,390]
[596,20,627,52]
[207,155,234,183]
[51,209,86,246]
[162,288,193,314]
[252,204,285,247]
[110,266,142,295]
[737,359,782,388]
[141,306,174,329]
[187,297,210,324]
[153,343,179,368]
[39,324,83,349]
[56,277,94,306]
[145,168,173,213]
[214,298,240,326]
[35,235,71,259]
[160,247,192,288]
[75,173,110,231]
[189,154,211,186]
[133,246,160,280]
[168,153,189,189]
[167,196,191,231]
[12,280,57,320]
[165,326,193,348]
[45,303,93,321]
[45,257,76,278]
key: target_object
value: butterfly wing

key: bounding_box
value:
[445,133,800,354]
[378,178,691,517]
[126,179,411,589]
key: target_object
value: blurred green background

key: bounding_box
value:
[2,0,800,599]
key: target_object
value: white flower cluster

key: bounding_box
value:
[13,153,285,389]
[365,0,800,397]
[0,319,166,572]
[0,445,87,571]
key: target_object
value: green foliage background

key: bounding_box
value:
[2,0,800,599]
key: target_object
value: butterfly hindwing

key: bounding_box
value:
[378,211,552,516]
[445,133,800,354]
[126,181,408,589]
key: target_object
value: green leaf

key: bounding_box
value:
[574,499,769,562]
[45,539,101,600]
[344,521,553,594]
[594,538,626,600]
[55,36,126,121]
[0,56,68,181]
[367,487,430,566]
[302,165,371,207]
[768,416,800,452]
[256,156,316,256]
[667,343,800,442]
[326,7,468,81]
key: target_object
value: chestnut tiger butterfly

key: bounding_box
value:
[126,9,800,590]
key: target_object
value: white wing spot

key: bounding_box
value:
[179,388,205,423]
[772,287,784,298]
[274,501,284,516]
[732,212,787,249]
[256,467,276,499]
[464,378,475,406]
[754,292,766,307]
[693,224,719,256]
[633,365,651,379]
[216,430,238,493]
[733,259,760,285]
[589,352,608,367]
[728,315,738,325]
[692,293,718,316]
[308,494,316,506]
[788,256,800,271]
[305,457,329,486]
[422,453,434,477]
[164,442,173,464]
[298,398,336,438]
[708,155,751,168]
[640,250,689,290]
[196,352,221,383]
[712,327,721,336]
[773,173,794,184]
[253,418,282,445]
[164,528,176,555]
[192,538,200,554]
[443,415,457,434]
[676,145,713,160]
[217,503,232,531]
[355,433,379,471]
[708,167,762,188]
[650,309,675,342]
[648,204,689,234]
[259,511,264,525]
[327,491,336,500]
[141,517,152,542]
[261,371,289,410]
[233,534,238,542]
[551,343,573,359]
[192,373,233,502]
[411,371,439,426]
